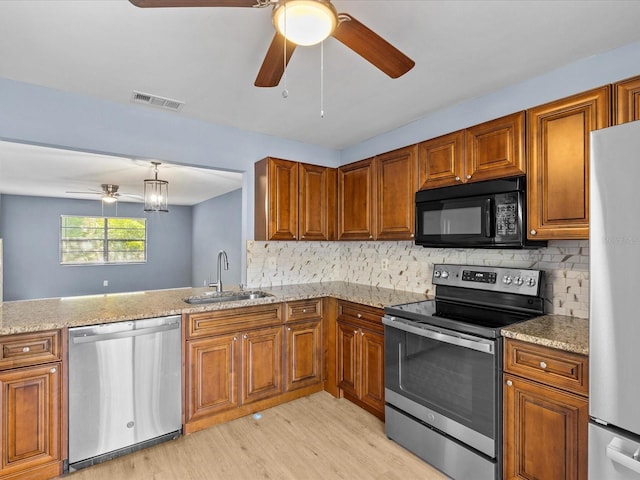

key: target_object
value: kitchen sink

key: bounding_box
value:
[183,290,273,305]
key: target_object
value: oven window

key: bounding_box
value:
[421,206,482,235]
[386,327,495,438]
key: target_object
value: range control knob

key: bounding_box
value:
[434,270,441,278]
[503,275,513,285]
[514,277,524,286]
[526,277,537,287]
[441,271,449,279]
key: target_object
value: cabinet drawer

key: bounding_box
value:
[187,303,283,339]
[337,301,383,332]
[285,299,322,322]
[504,338,588,396]
[0,330,62,370]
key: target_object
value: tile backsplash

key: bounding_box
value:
[246,240,589,318]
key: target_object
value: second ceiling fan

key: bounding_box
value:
[129,0,415,87]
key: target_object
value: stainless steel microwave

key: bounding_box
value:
[415,176,546,249]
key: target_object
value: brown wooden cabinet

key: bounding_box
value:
[614,74,640,124]
[184,301,324,434]
[255,157,336,241]
[375,145,418,240]
[527,86,610,240]
[503,339,589,480]
[0,330,64,480]
[418,112,525,190]
[336,301,385,420]
[338,157,376,240]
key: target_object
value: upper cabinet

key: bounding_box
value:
[418,111,526,190]
[465,111,526,182]
[338,158,376,240]
[255,157,336,241]
[613,74,640,125]
[375,145,418,240]
[527,86,610,240]
[338,146,417,241]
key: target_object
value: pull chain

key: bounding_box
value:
[282,4,288,98]
[320,40,324,118]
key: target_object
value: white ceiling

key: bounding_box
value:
[0,141,243,205]
[1,1,640,201]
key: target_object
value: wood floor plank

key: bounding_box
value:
[62,392,447,479]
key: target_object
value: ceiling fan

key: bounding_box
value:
[128,0,415,87]
[66,184,142,203]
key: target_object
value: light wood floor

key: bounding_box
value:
[61,392,447,479]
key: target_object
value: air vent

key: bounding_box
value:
[130,91,184,112]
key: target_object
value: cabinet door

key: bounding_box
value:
[298,163,336,241]
[185,334,240,422]
[418,130,465,189]
[255,157,298,241]
[241,325,283,405]
[359,328,385,418]
[614,75,640,125]
[465,111,526,183]
[285,319,322,391]
[336,321,359,397]
[527,86,610,240]
[504,374,588,480]
[0,363,61,477]
[376,145,417,240]
[338,158,375,240]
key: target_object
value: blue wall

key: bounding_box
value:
[0,194,192,300]
[192,188,242,288]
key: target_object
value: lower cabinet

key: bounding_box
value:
[336,301,385,420]
[184,301,324,434]
[0,330,64,480]
[503,339,589,480]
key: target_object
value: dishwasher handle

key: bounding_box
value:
[71,320,180,344]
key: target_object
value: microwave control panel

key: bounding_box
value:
[495,192,519,238]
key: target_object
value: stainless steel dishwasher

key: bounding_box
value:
[68,315,182,471]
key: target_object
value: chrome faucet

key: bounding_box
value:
[208,250,229,292]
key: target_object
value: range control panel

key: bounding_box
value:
[432,264,543,296]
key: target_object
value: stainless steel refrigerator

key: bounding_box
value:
[590,119,640,478]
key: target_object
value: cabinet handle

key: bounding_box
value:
[293,235,297,239]
[354,330,358,334]
[301,235,305,239]
[539,361,547,369]
[368,235,373,239]
[410,234,414,238]
[233,336,238,341]
[22,346,30,353]
[50,367,57,374]
[243,334,248,339]
[506,380,513,387]
[530,229,537,235]
[466,174,471,179]
[287,327,291,331]
[357,313,362,319]
[360,331,364,336]
[302,308,307,313]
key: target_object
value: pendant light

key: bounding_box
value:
[144,161,168,212]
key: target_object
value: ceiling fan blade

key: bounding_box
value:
[332,14,415,79]
[65,191,102,195]
[129,0,259,7]
[255,33,297,87]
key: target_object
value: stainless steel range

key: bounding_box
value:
[383,264,545,480]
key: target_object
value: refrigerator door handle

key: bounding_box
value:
[606,438,640,474]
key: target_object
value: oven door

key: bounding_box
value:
[415,195,495,248]
[383,315,500,458]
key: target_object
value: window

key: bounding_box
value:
[60,216,147,265]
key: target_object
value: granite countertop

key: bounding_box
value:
[501,314,589,355]
[0,282,430,336]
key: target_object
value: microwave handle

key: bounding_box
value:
[484,198,494,238]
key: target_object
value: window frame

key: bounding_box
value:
[59,215,147,266]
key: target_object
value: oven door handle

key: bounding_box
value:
[382,316,494,355]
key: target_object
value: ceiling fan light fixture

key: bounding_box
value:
[273,0,337,46]
[144,162,169,212]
